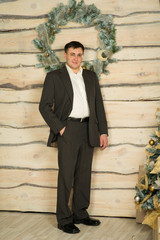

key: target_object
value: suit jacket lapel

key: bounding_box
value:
[83,69,91,106]
[59,66,73,103]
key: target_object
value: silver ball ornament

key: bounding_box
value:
[134,196,141,205]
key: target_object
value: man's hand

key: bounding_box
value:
[60,127,66,136]
[100,134,108,150]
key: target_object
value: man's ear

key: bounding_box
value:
[64,52,66,59]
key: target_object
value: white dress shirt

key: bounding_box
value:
[66,64,90,118]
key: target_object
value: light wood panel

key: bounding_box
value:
[0,18,47,31]
[0,143,145,173]
[0,186,135,216]
[0,144,58,169]
[0,50,97,67]
[0,23,160,53]
[0,88,42,103]
[113,47,160,61]
[99,60,160,86]
[101,85,160,101]
[116,23,160,46]
[1,13,160,31]
[0,0,158,16]
[1,46,160,67]
[0,67,45,89]
[0,84,160,103]
[0,127,155,145]
[1,60,160,88]
[114,12,160,25]
[0,169,137,189]
[90,189,136,217]
[0,28,98,52]
[0,101,159,128]
[104,101,159,128]
[92,145,145,173]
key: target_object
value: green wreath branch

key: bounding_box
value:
[33,0,121,79]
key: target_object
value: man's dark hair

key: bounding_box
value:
[64,41,84,53]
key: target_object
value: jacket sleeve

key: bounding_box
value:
[39,72,64,135]
[94,72,108,136]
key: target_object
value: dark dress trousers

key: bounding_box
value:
[39,66,108,225]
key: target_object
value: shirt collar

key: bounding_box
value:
[66,64,83,76]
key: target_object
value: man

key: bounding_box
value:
[39,41,108,234]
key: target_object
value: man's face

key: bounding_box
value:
[64,47,83,73]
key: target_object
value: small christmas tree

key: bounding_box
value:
[135,108,160,228]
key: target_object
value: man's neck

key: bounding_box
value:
[66,64,81,74]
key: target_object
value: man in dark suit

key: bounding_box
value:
[39,41,108,234]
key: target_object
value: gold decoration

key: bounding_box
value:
[141,192,152,204]
[151,157,160,174]
[51,30,55,35]
[142,210,160,229]
[153,195,160,210]
[155,143,160,149]
[137,174,148,190]
[149,185,155,192]
[155,130,160,138]
[45,52,50,57]
[149,139,155,146]
[156,108,160,121]
[82,66,86,69]
[97,50,108,61]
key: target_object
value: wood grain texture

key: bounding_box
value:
[0,0,158,15]
[1,12,160,31]
[99,60,160,86]
[0,169,137,189]
[0,60,160,88]
[116,23,160,46]
[0,143,145,173]
[0,101,159,128]
[0,23,160,53]
[0,212,152,240]
[0,186,135,216]
[0,126,155,145]
[0,84,160,103]
[0,46,160,68]
[101,85,160,101]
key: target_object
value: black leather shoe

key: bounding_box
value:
[74,217,101,226]
[58,223,80,234]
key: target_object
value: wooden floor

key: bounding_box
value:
[0,211,152,240]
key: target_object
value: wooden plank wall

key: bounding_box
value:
[0,0,160,217]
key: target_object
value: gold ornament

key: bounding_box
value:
[51,30,55,35]
[97,50,108,61]
[149,185,155,192]
[68,9,72,14]
[149,139,155,146]
[45,52,50,57]
[82,66,86,69]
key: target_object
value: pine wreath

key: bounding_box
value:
[33,0,121,79]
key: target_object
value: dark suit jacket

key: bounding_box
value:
[39,66,108,147]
